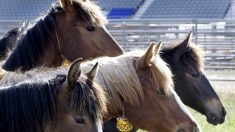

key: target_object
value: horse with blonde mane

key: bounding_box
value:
[104,32,226,131]
[80,42,200,132]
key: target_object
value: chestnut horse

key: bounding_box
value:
[2,0,123,71]
[80,42,200,132]
[0,59,106,132]
[103,32,226,131]
[0,43,200,131]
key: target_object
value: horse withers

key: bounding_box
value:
[0,59,106,132]
[3,0,123,71]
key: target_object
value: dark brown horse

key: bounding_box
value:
[0,21,29,60]
[161,32,226,125]
[0,59,106,132]
[2,0,123,71]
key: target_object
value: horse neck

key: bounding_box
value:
[83,57,142,120]
[38,40,64,68]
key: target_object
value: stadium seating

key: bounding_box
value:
[141,0,231,19]
[0,0,54,20]
[97,0,143,18]
[107,8,136,19]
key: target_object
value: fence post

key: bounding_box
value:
[192,19,198,44]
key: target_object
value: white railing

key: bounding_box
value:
[106,19,235,69]
[1,19,235,70]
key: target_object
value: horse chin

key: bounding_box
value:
[206,113,225,125]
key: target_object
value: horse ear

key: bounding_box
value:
[86,62,98,80]
[154,41,162,56]
[67,58,83,90]
[60,0,74,12]
[175,31,192,57]
[140,42,156,67]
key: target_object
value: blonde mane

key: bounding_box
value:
[72,0,108,26]
[81,50,174,114]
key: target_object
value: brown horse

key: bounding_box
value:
[81,42,200,132]
[161,32,226,125]
[0,59,106,132]
[103,32,227,131]
[0,43,200,131]
[2,0,123,71]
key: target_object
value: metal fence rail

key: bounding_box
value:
[107,19,235,69]
[1,19,235,70]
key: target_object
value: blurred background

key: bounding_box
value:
[0,0,234,131]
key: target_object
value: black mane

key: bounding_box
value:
[0,27,19,59]
[2,3,62,71]
[0,75,66,132]
[161,42,203,71]
[0,68,102,131]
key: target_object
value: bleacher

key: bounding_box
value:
[0,0,54,20]
[97,0,143,19]
[141,0,231,19]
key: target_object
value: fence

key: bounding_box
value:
[107,19,235,70]
[1,19,235,70]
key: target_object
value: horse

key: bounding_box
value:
[0,21,29,60]
[80,42,200,132]
[0,43,200,131]
[2,0,124,71]
[160,32,226,125]
[103,32,227,131]
[0,59,106,132]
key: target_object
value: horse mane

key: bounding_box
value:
[3,0,107,71]
[0,69,106,131]
[161,41,204,71]
[2,12,56,71]
[0,75,66,132]
[81,50,173,113]
[0,27,19,59]
[71,0,107,26]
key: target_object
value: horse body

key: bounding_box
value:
[0,59,106,132]
[2,0,123,71]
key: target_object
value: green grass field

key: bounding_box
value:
[138,89,235,132]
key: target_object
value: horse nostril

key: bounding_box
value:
[177,128,185,132]
[212,115,216,121]
[222,107,227,116]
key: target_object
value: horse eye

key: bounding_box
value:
[74,117,85,124]
[86,25,95,32]
[156,88,165,96]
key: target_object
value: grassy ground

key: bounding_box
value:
[137,73,235,132]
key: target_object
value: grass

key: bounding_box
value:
[137,90,235,132]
